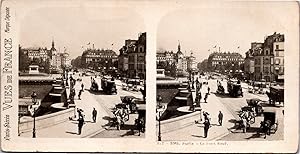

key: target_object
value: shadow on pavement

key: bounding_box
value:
[120,130,135,137]
[102,116,116,129]
[66,131,78,135]
[245,132,263,140]
[213,92,232,98]
[87,89,109,96]
[191,134,204,138]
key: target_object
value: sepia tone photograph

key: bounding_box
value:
[18,6,146,138]
[156,4,286,141]
[0,0,299,153]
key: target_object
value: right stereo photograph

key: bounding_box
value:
[156,3,285,141]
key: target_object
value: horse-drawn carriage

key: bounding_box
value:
[111,103,129,130]
[110,96,145,134]
[259,110,278,139]
[245,98,264,116]
[216,84,225,94]
[120,96,138,113]
[266,86,284,106]
[135,103,146,136]
[90,79,99,91]
[101,77,117,94]
[227,79,243,97]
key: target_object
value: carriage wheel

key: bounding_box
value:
[249,116,255,124]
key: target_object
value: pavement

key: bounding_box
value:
[159,75,284,141]
[20,74,144,138]
[158,78,236,141]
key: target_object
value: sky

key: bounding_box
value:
[157,2,293,63]
[19,7,145,59]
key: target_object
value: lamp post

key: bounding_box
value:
[157,95,163,141]
[31,91,37,138]
[18,114,21,136]
[32,108,36,138]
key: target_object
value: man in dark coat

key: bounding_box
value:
[78,117,84,135]
[203,119,210,138]
[78,89,82,100]
[204,93,208,103]
[92,108,97,123]
[218,111,223,126]
[81,83,84,91]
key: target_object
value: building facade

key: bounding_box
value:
[128,32,146,79]
[81,48,118,72]
[207,52,244,73]
[244,42,263,80]
[250,32,284,82]
[117,32,146,79]
[156,42,197,77]
[19,40,67,73]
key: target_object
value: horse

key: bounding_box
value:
[135,118,145,136]
[260,120,272,139]
[113,108,124,130]
[238,111,253,133]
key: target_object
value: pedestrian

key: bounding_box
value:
[207,86,210,94]
[218,111,223,126]
[203,111,210,121]
[92,108,97,123]
[203,119,210,138]
[204,93,208,103]
[77,108,84,119]
[78,89,82,100]
[198,92,202,103]
[81,83,84,91]
[78,117,84,135]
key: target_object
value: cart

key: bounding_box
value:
[266,86,284,106]
[246,98,264,116]
[227,79,243,97]
[216,84,225,94]
[101,77,117,94]
[120,96,137,113]
[259,111,278,138]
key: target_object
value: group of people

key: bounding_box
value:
[195,77,210,104]
[76,107,98,135]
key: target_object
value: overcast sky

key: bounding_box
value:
[20,7,145,59]
[157,2,293,62]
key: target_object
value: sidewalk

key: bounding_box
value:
[20,77,110,138]
[159,80,235,141]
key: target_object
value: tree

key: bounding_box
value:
[19,48,30,72]
[71,56,83,68]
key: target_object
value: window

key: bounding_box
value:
[276,51,279,57]
[275,59,280,65]
[139,46,143,52]
[255,58,261,65]
[255,67,260,73]
[129,64,134,70]
[276,45,279,50]
[138,55,145,62]
[138,64,144,71]
[264,58,270,65]
[264,67,269,73]
[129,55,135,63]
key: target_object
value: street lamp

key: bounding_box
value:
[157,95,163,141]
[31,91,37,138]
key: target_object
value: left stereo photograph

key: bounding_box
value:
[18,5,146,138]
